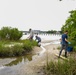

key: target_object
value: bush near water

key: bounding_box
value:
[0,27,37,57]
[0,40,37,57]
[0,27,22,40]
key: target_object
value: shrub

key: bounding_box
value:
[12,45,24,56]
[0,46,13,57]
[23,39,37,52]
[0,45,25,57]
[74,46,76,52]
[9,28,22,40]
[0,39,37,57]
[0,27,22,40]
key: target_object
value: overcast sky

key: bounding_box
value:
[0,0,76,31]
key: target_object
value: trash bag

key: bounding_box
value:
[67,46,73,52]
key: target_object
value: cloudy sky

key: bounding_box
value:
[0,0,76,31]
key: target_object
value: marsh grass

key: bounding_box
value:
[0,40,37,57]
[23,39,37,52]
[45,57,76,75]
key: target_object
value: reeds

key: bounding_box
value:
[45,57,76,75]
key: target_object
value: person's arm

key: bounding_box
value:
[65,34,68,42]
[65,38,68,42]
[65,38,71,44]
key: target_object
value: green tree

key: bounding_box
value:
[9,28,22,40]
[61,10,76,49]
[0,27,11,40]
[0,27,22,40]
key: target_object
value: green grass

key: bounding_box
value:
[0,39,37,57]
[45,58,76,75]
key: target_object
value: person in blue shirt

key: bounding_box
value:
[59,30,69,58]
[35,35,41,43]
[35,34,41,47]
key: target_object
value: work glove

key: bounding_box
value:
[68,42,71,44]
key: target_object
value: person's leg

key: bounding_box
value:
[59,44,64,57]
[65,44,68,58]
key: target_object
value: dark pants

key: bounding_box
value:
[59,44,68,57]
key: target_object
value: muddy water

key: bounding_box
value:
[0,54,34,75]
[5,54,33,66]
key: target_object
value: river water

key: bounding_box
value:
[21,34,61,41]
[0,34,61,75]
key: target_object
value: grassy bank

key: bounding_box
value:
[0,39,37,57]
[45,57,76,75]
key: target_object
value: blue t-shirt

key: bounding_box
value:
[61,34,68,45]
[36,36,41,42]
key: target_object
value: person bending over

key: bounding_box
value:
[35,35,41,47]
